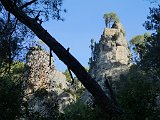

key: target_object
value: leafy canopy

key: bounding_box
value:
[103,12,120,28]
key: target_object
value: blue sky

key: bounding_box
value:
[42,0,156,72]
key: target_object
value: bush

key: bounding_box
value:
[34,88,48,98]
[115,65,160,120]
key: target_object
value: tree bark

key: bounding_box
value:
[0,0,123,115]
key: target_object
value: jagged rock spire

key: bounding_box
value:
[82,21,131,103]
[22,47,75,118]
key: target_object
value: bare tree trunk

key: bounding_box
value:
[0,0,123,115]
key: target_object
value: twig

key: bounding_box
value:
[67,48,75,85]
[49,48,53,67]
[19,0,37,9]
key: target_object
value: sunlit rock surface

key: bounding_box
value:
[22,47,75,117]
[81,22,131,104]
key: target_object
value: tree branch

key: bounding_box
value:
[66,48,75,85]
[13,0,18,5]
[0,0,123,115]
[19,0,37,9]
[7,18,18,73]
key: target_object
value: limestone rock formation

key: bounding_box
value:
[82,22,131,103]
[22,47,75,118]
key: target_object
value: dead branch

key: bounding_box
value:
[19,0,37,9]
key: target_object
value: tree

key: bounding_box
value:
[0,15,24,73]
[103,12,120,28]
[115,65,160,120]
[135,6,160,79]
[0,0,122,115]
[130,35,144,45]
[141,7,160,81]
[0,62,24,120]
[0,0,65,71]
[147,0,160,3]
[130,33,151,61]
[119,6,160,119]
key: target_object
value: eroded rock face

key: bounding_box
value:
[23,47,75,118]
[116,46,130,65]
[82,22,131,103]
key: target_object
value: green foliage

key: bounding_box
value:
[140,6,160,77]
[0,61,24,119]
[0,76,22,120]
[0,14,25,73]
[129,6,160,79]
[10,62,25,81]
[63,86,85,99]
[147,0,160,3]
[112,21,126,36]
[115,65,160,120]
[144,6,160,31]
[119,6,160,119]
[0,32,22,72]
[0,0,65,24]
[130,35,145,45]
[0,62,24,120]
[63,69,85,99]
[63,69,72,82]
[34,88,48,99]
[61,101,122,120]
[112,32,119,41]
[0,1,160,120]
[63,88,75,96]
[130,34,146,59]
[75,87,85,99]
[21,0,66,21]
[62,101,91,120]
[61,101,96,120]
[130,33,151,55]
[26,112,48,120]
[63,67,89,83]
[103,12,120,28]
[0,0,66,72]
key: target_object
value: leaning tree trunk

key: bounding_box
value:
[0,0,123,115]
